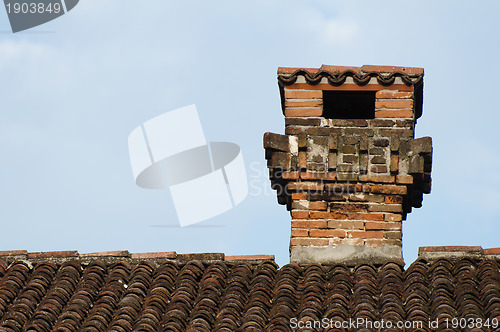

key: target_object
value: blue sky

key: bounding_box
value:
[0,1,499,267]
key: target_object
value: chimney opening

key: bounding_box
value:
[322,90,375,119]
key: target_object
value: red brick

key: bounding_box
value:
[375,90,413,99]
[365,222,401,230]
[385,213,403,222]
[309,201,327,211]
[376,99,413,109]
[385,196,403,204]
[328,220,364,230]
[309,229,346,238]
[285,108,322,117]
[291,238,329,246]
[310,211,348,219]
[368,204,402,213]
[347,213,384,221]
[282,171,300,180]
[291,229,309,237]
[284,89,322,99]
[299,151,307,168]
[291,210,309,219]
[291,220,327,229]
[358,174,395,183]
[301,171,336,181]
[292,192,308,200]
[288,182,324,191]
[285,100,323,108]
[131,252,176,259]
[348,231,384,239]
[375,110,413,118]
[370,185,407,195]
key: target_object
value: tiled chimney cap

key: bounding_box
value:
[277,64,424,118]
[278,64,424,85]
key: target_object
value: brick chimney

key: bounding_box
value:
[264,65,432,264]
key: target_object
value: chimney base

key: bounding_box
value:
[290,244,402,265]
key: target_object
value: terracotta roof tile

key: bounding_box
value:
[0,250,498,331]
[277,64,424,87]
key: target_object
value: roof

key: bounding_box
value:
[0,248,499,331]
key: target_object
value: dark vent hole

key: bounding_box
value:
[323,90,375,119]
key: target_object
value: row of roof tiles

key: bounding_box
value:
[0,256,498,331]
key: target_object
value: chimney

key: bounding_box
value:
[264,65,432,264]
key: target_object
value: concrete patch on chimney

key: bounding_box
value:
[291,244,402,265]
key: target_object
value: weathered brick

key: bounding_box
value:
[291,228,308,237]
[328,220,364,230]
[343,128,374,136]
[298,151,307,168]
[310,211,348,219]
[329,133,338,150]
[371,156,386,164]
[385,196,403,204]
[375,110,413,118]
[375,91,413,99]
[271,152,291,169]
[300,171,336,181]
[359,174,395,183]
[384,231,402,240]
[337,173,359,181]
[284,89,322,99]
[330,203,368,212]
[368,204,402,213]
[291,210,309,219]
[348,231,384,239]
[370,165,388,173]
[309,192,346,202]
[305,127,337,136]
[373,138,389,147]
[291,238,329,246]
[328,152,337,170]
[309,229,346,238]
[375,99,413,109]
[331,119,368,127]
[285,118,322,127]
[264,132,290,151]
[396,175,413,184]
[347,213,384,221]
[298,133,307,148]
[285,108,323,117]
[285,127,304,135]
[370,185,407,195]
[292,192,308,200]
[365,239,402,247]
[288,182,324,192]
[291,200,309,210]
[369,119,395,127]
[385,213,403,222]
[285,100,323,108]
[291,220,327,229]
[309,201,328,210]
[390,154,399,172]
[365,222,401,230]
[343,155,358,163]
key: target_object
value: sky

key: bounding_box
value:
[0,1,499,267]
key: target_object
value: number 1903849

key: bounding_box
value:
[5,2,62,14]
